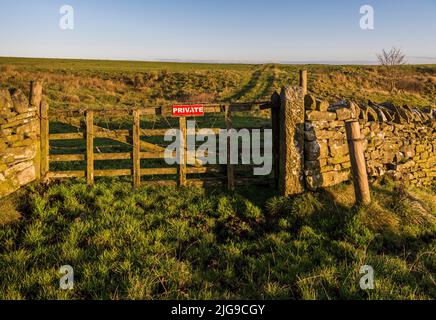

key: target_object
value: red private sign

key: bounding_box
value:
[171,104,204,117]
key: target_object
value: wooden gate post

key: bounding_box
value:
[178,116,187,186]
[40,100,49,178]
[29,81,43,179]
[299,70,307,96]
[345,120,371,205]
[132,109,141,188]
[279,86,305,196]
[225,105,235,190]
[270,92,281,189]
[86,110,94,185]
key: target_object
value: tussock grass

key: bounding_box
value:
[0,178,434,300]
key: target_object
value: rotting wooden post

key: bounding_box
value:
[225,105,235,190]
[270,92,281,189]
[132,109,141,188]
[29,81,43,179]
[40,100,49,178]
[299,70,307,96]
[279,86,305,196]
[178,116,187,186]
[86,110,94,185]
[345,120,371,205]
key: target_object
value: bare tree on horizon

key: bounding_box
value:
[377,47,407,92]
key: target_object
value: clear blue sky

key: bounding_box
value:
[0,0,435,63]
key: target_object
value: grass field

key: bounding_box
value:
[0,178,434,299]
[0,57,435,300]
[1,57,435,110]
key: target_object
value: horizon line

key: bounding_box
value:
[1,55,436,66]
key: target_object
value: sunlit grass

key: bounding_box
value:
[0,179,434,300]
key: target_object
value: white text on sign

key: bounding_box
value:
[172,105,204,117]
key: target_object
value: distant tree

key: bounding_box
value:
[376,47,407,92]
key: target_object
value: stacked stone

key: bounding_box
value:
[361,121,435,187]
[0,88,38,197]
[303,96,354,190]
[303,94,435,190]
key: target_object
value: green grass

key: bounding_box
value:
[1,57,434,110]
[0,179,434,299]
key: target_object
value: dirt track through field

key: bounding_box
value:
[227,64,282,102]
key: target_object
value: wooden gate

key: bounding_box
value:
[41,102,276,189]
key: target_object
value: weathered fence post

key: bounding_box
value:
[86,110,94,185]
[225,105,235,190]
[279,86,305,196]
[270,92,281,189]
[29,81,43,179]
[299,70,308,96]
[132,109,141,188]
[40,100,49,178]
[345,120,371,205]
[179,116,187,186]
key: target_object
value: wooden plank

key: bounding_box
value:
[141,128,171,136]
[141,168,178,175]
[49,153,133,162]
[95,153,131,160]
[30,81,43,179]
[40,100,49,178]
[140,151,167,159]
[94,129,130,139]
[140,128,223,137]
[179,117,187,186]
[271,92,281,189]
[95,169,131,177]
[49,133,84,140]
[225,105,235,190]
[345,121,371,205]
[50,154,85,162]
[86,110,94,185]
[48,109,84,116]
[47,171,85,179]
[133,109,141,188]
[203,105,226,113]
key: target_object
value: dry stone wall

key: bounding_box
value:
[303,95,435,190]
[0,87,40,197]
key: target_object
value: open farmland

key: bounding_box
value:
[0,57,435,110]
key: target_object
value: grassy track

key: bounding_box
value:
[0,58,434,109]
